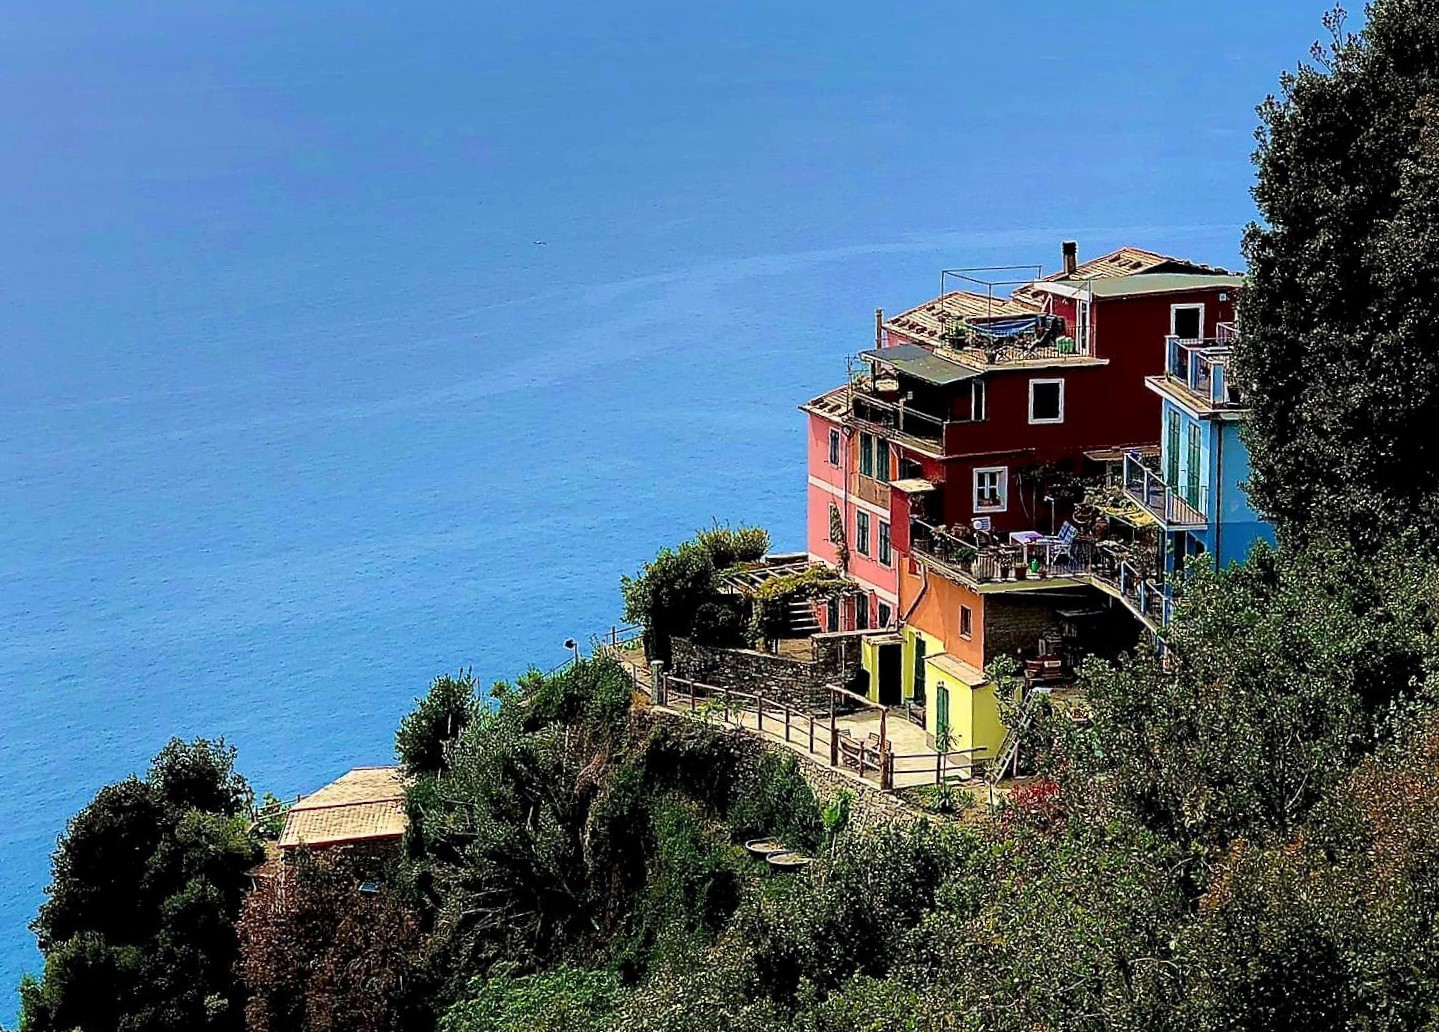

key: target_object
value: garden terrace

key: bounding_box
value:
[910,516,1172,632]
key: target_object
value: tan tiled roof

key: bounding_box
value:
[885,248,1232,349]
[278,767,408,850]
[1010,247,1231,305]
[883,290,1040,349]
[800,383,850,420]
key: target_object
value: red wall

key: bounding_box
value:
[886,286,1235,533]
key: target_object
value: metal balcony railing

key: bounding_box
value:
[1164,337,1243,408]
[850,391,949,444]
[1124,453,1208,529]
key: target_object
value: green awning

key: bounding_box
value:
[859,344,979,386]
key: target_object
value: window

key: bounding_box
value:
[1029,379,1064,424]
[855,595,870,630]
[876,441,891,483]
[859,432,875,477]
[973,466,1009,513]
[828,502,842,543]
[878,601,892,628]
[1172,303,1204,341]
[959,605,973,640]
[856,510,871,556]
[971,380,987,421]
[1075,298,1091,352]
[826,597,840,632]
[828,428,841,465]
[878,519,892,566]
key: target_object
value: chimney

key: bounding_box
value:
[1062,240,1078,276]
[875,308,884,348]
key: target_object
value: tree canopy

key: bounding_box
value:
[21,739,262,1032]
[1237,0,1439,553]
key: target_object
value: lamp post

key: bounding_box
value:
[563,638,579,666]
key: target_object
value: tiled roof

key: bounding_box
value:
[801,384,850,420]
[883,290,1040,349]
[885,247,1234,350]
[278,766,408,850]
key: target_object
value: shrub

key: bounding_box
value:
[396,670,480,777]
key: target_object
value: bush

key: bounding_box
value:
[688,600,750,649]
[621,523,770,662]
[396,670,480,777]
[440,966,623,1032]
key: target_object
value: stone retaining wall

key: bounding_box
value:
[669,632,867,711]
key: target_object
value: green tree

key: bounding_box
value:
[396,669,481,777]
[439,966,622,1032]
[21,739,262,1032]
[1077,543,1439,852]
[621,524,769,663]
[1237,0,1439,553]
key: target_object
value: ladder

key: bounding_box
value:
[988,686,1050,786]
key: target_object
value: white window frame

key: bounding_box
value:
[878,519,892,567]
[959,604,973,640]
[970,379,987,422]
[1171,302,1205,342]
[828,427,841,465]
[973,466,1009,514]
[855,510,871,556]
[1028,379,1065,425]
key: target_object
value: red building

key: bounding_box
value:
[801,243,1242,631]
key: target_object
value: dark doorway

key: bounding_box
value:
[878,643,903,706]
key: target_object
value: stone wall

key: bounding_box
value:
[669,631,869,712]
[983,594,1065,665]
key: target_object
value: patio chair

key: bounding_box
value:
[1039,521,1079,569]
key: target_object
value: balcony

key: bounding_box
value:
[1123,453,1207,530]
[851,472,891,508]
[910,517,1174,630]
[1163,337,1244,409]
[850,389,950,448]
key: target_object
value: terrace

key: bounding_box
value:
[910,511,1172,633]
[882,268,1106,370]
[1158,326,1245,411]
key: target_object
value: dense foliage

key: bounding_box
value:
[620,524,769,661]
[1237,0,1439,553]
[19,739,262,1032]
[237,852,431,1032]
[396,670,481,777]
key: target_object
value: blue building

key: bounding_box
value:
[1123,323,1274,585]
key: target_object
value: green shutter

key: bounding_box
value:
[859,433,874,477]
[1166,411,1181,488]
[1186,424,1202,508]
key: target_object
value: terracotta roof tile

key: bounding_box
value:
[278,767,408,850]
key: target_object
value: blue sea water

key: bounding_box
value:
[0,0,1324,1016]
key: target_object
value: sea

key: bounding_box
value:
[0,0,1323,1016]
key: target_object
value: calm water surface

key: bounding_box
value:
[0,0,1322,1013]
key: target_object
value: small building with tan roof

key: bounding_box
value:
[277,766,409,854]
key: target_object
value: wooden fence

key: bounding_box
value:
[653,672,984,791]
